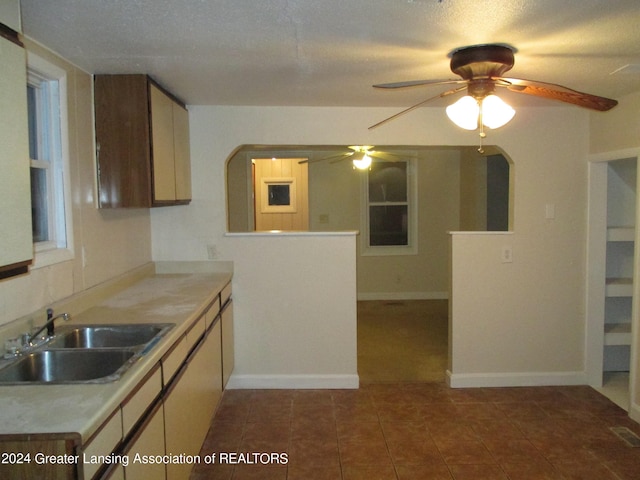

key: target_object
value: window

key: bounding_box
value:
[26,52,73,267]
[361,159,417,255]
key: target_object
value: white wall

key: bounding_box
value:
[449,108,590,387]
[226,232,358,389]
[151,104,591,388]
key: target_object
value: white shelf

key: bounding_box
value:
[607,226,635,242]
[604,323,632,346]
[606,277,633,297]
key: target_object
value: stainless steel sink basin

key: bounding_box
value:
[0,323,175,385]
[0,349,137,384]
[48,323,173,349]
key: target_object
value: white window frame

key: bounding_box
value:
[360,158,418,256]
[27,51,73,268]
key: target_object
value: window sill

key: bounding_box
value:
[32,247,74,269]
[360,244,418,257]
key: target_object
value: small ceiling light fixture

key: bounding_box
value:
[351,150,372,170]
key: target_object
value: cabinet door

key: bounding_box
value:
[165,321,222,480]
[82,409,123,480]
[94,75,152,208]
[172,102,191,201]
[221,300,234,388]
[0,36,32,273]
[124,402,166,480]
[150,84,176,203]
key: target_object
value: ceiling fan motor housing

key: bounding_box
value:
[450,44,515,80]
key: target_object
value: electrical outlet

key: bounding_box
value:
[545,203,555,219]
[207,244,218,260]
[501,246,513,263]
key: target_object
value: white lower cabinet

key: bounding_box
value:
[123,401,166,480]
[165,320,222,480]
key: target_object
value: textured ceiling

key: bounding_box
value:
[19,0,640,109]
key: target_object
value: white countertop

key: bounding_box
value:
[0,271,231,443]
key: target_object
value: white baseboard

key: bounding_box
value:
[446,370,588,388]
[226,374,360,390]
[357,291,448,301]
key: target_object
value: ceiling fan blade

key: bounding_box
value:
[368,86,466,130]
[373,79,465,89]
[500,77,617,111]
[298,153,351,164]
[369,151,412,162]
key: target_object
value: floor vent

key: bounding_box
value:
[610,426,640,447]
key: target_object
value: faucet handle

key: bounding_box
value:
[4,336,25,357]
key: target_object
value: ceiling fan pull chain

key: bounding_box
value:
[477,104,486,154]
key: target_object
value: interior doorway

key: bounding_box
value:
[252,158,309,231]
[225,145,512,384]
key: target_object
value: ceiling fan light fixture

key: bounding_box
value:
[481,94,515,129]
[446,95,480,130]
[446,94,515,131]
[352,151,372,170]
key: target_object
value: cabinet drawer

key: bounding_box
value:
[185,316,206,352]
[204,302,219,330]
[123,402,165,480]
[121,367,162,437]
[221,281,232,306]
[162,334,188,386]
[83,409,122,480]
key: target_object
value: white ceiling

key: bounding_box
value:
[19,0,640,110]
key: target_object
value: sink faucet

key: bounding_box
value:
[28,308,71,345]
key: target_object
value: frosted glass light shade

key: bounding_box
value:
[481,94,515,129]
[446,94,515,131]
[446,96,480,130]
[352,152,372,169]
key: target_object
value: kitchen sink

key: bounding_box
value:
[0,323,175,384]
[0,349,137,384]
[48,323,174,349]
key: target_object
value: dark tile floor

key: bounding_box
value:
[191,382,640,479]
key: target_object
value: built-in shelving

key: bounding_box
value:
[603,158,636,374]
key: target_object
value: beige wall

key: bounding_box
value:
[0,39,152,327]
[459,148,488,231]
[307,148,462,298]
[357,149,461,298]
[590,91,640,154]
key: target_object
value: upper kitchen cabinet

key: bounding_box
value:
[0,23,33,278]
[94,74,191,208]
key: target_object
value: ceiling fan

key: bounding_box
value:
[369,44,618,136]
[298,146,408,169]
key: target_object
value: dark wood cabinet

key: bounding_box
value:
[94,75,191,208]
